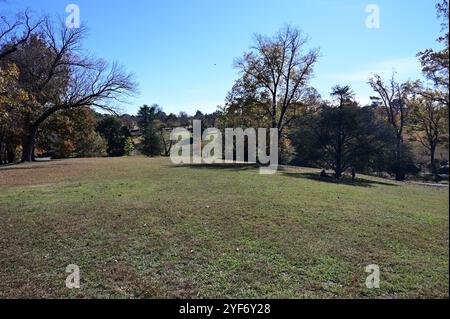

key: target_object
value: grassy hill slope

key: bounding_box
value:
[0,157,448,298]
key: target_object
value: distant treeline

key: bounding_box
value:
[1,1,448,182]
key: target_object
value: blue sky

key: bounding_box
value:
[1,0,443,115]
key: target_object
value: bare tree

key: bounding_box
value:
[10,20,136,162]
[0,10,43,60]
[417,0,449,109]
[233,25,320,137]
[369,73,410,181]
[410,93,447,180]
[160,128,173,156]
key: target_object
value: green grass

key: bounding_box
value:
[0,157,448,298]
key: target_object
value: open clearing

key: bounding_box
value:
[0,157,448,298]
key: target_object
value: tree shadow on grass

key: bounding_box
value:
[282,171,399,188]
[0,160,68,171]
[171,163,261,172]
[170,163,399,188]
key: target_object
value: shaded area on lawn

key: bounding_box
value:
[0,159,69,171]
[281,172,399,188]
[171,163,261,171]
[0,165,55,171]
[173,163,399,188]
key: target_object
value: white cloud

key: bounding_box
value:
[317,56,424,105]
[324,57,422,82]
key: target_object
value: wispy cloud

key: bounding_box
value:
[316,57,424,106]
[323,57,422,82]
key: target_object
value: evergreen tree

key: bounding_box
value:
[138,105,161,157]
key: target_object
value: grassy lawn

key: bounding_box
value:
[0,157,448,299]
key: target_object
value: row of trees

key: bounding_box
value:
[135,105,218,157]
[220,1,449,181]
[1,2,448,182]
[292,86,398,178]
[0,11,136,164]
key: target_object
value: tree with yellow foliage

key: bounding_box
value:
[0,63,28,163]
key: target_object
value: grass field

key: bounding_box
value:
[0,157,448,299]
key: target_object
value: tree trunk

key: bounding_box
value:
[6,143,15,164]
[21,127,38,162]
[395,135,405,181]
[335,109,344,179]
[20,105,61,162]
[0,135,3,165]
[335,162,342,179]
[335,141,343,178]
[430,144,438,181]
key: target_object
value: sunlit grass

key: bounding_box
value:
[0,157,448,298]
